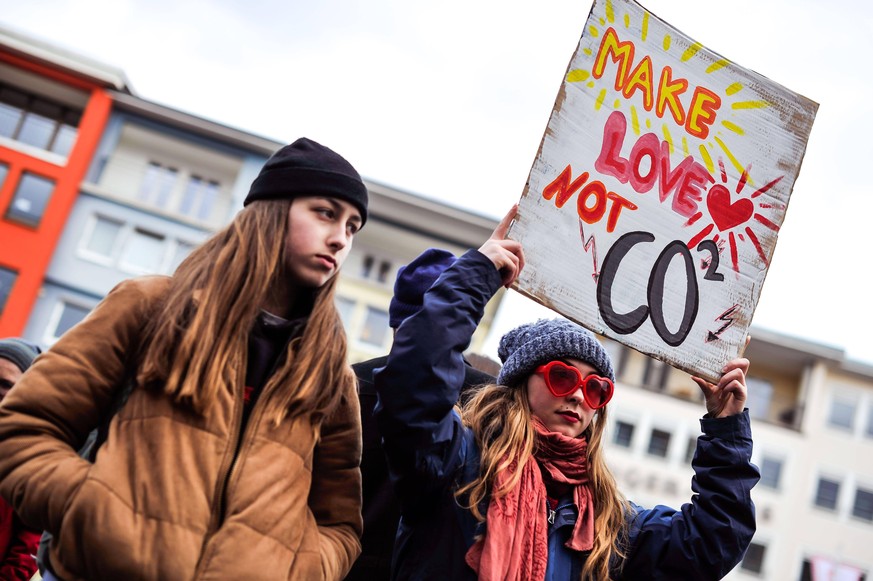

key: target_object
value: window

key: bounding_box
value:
[179,175,220,221]
[361,255,374,278]
[642,358,669,391]
[853,487,873,522]
[17,99,61,150]
[613,420,635,447]
[801,557,868,581]
[138,162,178,208]
[4,171,55,227]
[335,296,355,329]
[0,162,8,188]
[828,395,857,431]
[0,266,17,314]
[759,456,783,490]
[740,541,766,574]
[602,340,627,379]
[81,216,123,260]
[359,306,389,347]
[745,377,774,420]
[685,436,697,463]
[167,240,197,273]
[0,84,81,155]
[867,407,873,439]
[360,254,393,284]
[120,228,165,274]
[47,301,91,341]
[814,477,840,510]
[647,428,671,458]
[376,260,392,284]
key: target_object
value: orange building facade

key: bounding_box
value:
[0,42,119,336]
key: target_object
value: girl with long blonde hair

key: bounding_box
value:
[0,138,367,581]
[374,206,759,580]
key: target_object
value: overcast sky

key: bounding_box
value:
[3,0,872,365]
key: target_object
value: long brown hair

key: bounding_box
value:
[138,198,353,426]
[457,382,632,580]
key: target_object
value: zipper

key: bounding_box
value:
[193,346,284,576]
[547,501,556,525]
[193,317,302,577]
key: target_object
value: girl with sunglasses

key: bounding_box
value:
[374,206,759,580]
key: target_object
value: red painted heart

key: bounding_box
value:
[706,184,754,231]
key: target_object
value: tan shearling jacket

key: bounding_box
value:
[0,276,363,580]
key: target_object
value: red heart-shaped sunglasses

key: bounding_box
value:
[534,360,614,409]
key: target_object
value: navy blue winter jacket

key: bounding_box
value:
[374,250,760,580]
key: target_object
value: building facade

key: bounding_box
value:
[0,25,119,337]
[1,24,502,366]
[602,329,873,579]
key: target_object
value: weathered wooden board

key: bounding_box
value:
[510,0,818,382]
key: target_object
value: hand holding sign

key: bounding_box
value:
[479,205,525,288]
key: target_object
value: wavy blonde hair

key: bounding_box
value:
[138,198,354,427]
[457,381,632,580]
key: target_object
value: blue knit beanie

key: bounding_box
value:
[0,337,42,373]
[496,318,614,387]
[389,248,457,328]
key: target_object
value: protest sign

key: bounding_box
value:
[509,0,818,381]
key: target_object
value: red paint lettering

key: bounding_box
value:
[543,165,589,208]
[605,192,638,233]
[596,110,713,217]
[541,162,638,233]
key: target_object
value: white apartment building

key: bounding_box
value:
[602,328,872,580]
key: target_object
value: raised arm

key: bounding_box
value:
[620,359,760,579]
[374,207,523,508]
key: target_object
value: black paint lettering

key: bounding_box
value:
[647,241,699,346]
[597,231,654,334]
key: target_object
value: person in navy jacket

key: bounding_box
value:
[373,206,760,580]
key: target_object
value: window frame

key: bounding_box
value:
[77,213,125,265]
[0,83,81,157]
[852,485,873,522]
[358,305,390,348]
[813,475,842,512]
[117,227,168,275]
[42,298,94,344]
[612,419,636,448]
[646,427,672,458]
[758,454,784,490]
[4,170,56,227]
[827,392,858,432]
[739,540,767,574]
[0,264,18,315]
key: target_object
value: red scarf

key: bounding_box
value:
[465,417,594,580]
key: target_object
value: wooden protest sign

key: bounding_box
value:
[509,0,817,382]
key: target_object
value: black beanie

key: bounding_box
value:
[244,137,369,225]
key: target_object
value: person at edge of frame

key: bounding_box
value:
[0,338,43,581]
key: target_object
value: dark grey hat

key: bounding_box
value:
[496,318,614,387]
[0,337,42,373]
